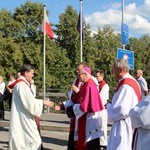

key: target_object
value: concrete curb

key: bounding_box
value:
[0,121,69,132]
[40,125,69,132]
[0,121,9,127]
[0,121,111,133]
[0,111,111,133]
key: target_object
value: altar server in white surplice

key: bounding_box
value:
[9,64,54,150]
[106,59,141,150]
[129,59,150,150]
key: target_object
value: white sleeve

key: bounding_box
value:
[0,82,5,94]
[17,83,43,117]
[141,78,148,91]
[129,93,150,129]
[91,76,99,90]
[100,84,109,105]
[67,78,78,99]
[73,104,85,119]
[107,85,138,122]
[63,100,74,109]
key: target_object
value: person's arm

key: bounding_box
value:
[144,90,148,96]
[141,78,148,96]
[43,99,54,108]
[129,94,150,129]
[100,84,109,105]
[0,82,5,94]
[107,85,138,122]
[73,104,85,119]
[72,85,80,93]
[18,83,52,117]
[55,100,74,111]
[7,86,13,93]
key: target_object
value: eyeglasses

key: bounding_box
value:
[79,73,86,76]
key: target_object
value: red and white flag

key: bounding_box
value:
[41,14,54,40]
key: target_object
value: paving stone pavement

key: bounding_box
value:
[0,126,69,150]
[0,111,111,150]
[0,111,70,150]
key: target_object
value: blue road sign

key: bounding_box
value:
[117,48,134,70]
[121,22,129,44]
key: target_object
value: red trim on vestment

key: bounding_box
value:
[8,78,43,149]
[99,80,107,92]
[115,78,141,150]
[8,79,25,89]
[78,113,87,150]
[70,78,80,134]
[74,78,104,150]
[115,78,141,101]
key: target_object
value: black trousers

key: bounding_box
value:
[67,132,74,150]
[0,101,4,119]
[87,138,100,150]
[67,133,100,150]
[8,94,12,110]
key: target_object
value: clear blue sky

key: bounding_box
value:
[0,0,150,38]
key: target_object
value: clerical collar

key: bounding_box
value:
[98,80,103,84]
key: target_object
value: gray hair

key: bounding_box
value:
[95,70,104,78]
[20,64,35,75]
[114,58,129,72]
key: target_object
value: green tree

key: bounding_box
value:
[13,1,43,42]
[13,1,72,90]
[93,25,121,89]
[0,9,23,81]
[1,1,150,93]
[55,6,81,67]
[0,1,72,90]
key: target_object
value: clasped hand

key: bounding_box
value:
[43,98,54,108]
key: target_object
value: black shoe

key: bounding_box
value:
[100,146,107,150]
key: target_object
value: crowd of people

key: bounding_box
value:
[0,59,150,150]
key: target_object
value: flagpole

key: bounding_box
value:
[80,0,83,62]
[43,5,46,101]
[122,0,125,49]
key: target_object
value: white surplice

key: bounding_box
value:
[129,93,150,150]
[99,83,109,146]
[107,74,139,150]
[9,76,44,150]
